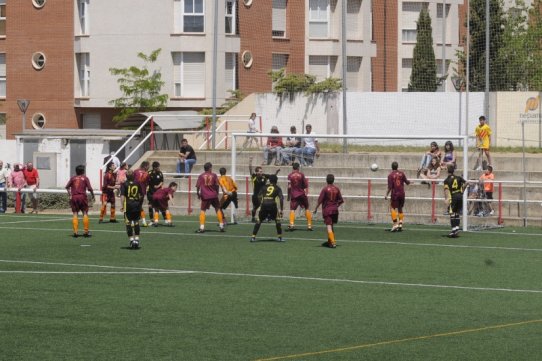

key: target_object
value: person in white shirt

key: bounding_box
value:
[0,160,10,213]
[241,113,260,150]
[294,124,320,167]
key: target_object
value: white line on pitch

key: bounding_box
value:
[0,259,540,294]
[0,270,193,274]
[0,217,72,224]
[0,225,541,253]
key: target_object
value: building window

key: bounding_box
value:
[77,53,90,97]
[346,0,362,39]
[225,0,237,35]
[402,2,424,43]
[272,0,287,37]
[309,0,329,38]
[401,58,413,91]
[0,53,5,98]
[402,29,417,43]
[32,52,46,70]
[172,52,205,98]
[178,0,204,33]
[241,50,253,68]
[346,56,362,91]
[32,0,46,9]
[0,0,6,37]
[272,53,289,71]
[225,53,237,98]
[309,55,336,81]
[32,113,46,129]
[77,0,90,35]
[436,3,450,18]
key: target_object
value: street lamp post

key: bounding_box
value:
[451,75,464,142]
[17,99,30,132]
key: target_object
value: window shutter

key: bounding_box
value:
[182,52,205,97]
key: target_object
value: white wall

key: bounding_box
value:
[0,140,17,166]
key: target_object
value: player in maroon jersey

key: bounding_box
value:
[314,174,344,248]
[287,162,313,231]
[65,165,95,238]
[384,161,411,232]
[99,162,117,223]
[195,162,224,233]
[151,182,177,227]
[133,161,151,226]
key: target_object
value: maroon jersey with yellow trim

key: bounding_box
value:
[66,175,93,196]
[288,170,308,199]
[196,171,219,200]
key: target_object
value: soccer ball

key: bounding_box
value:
[370,163,379,172]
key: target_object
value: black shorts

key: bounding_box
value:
[449,193,463,214]
[257,205,279,222]
[221,191,238,209]
[124,210,141,223]
[252,194,261,209]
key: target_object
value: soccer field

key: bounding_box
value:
[0,213,541,360]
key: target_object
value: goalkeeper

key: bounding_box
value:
[218,167,239,225]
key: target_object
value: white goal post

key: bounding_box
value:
[230,133,471,230]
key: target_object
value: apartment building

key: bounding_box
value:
[1,0,240,139]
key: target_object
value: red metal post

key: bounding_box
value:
[367,179,373,221]
[225,121,228,150]
[497,182,504,224]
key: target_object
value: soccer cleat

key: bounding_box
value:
[287,225,295,232]
[83,232,91,238]
[152,222,159,227]
[195,229,205,233]
[447,230,458,238]
[72,233,79,238]
[109,219,118,223]
[307,226,313,231]
[141,221,148,227]
[219,227,225,233]
[398,226,403,232]
[98,219,105,224]
[390,225,399,232]
[329,243,337,248]
[489,210,494,216]
[250,236,256,242]
[277,237,285,242]
[321,241,336,248]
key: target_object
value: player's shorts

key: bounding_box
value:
[485,191,493,200]
[257,204,279,222]
[448,193,463,214]
[152,197,169,212]
[220,191,238,209]
[101,191,115,205]
[124,207,141,223]
[390,195,405,210]
[200,197,220,211]
[290,194,309,210]
[147,191,155,203]
[70,195,89,213]
[251,194,261,209]
[323,212,339,225]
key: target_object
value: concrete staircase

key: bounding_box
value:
[138,150,542,227]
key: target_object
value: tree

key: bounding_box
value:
[524,0,542,89]
[267,68,342,97]
[109,49,169,123]
[465,0,507,91]
[408,7,438,91]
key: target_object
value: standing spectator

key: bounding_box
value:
[0,160,10,213]
[151,182,177,227]
[475,115,492,169]
[104,151,121,170]
[241,112,260,150]
[440,141,457,170]
[417,141,442,177]
[195,162,224,233]
[120,170,144,248]
[479,165,495,216]
[249,156,280,222]
[287,162,313,231]
[280,126,302,165]
[65,165,95,238]
[384,161,411,232]
[314,174,344,248]
[134,161,151,226]
[443,165,468,238]
[250,175,284,242]
[99,162,117,223]
[219,167,239,225]
[22,162,40,214]
[176,138,197,177]
[263,126,283,165]
[295,124,320,167]
[147,161,164,223]
[9,164,26,213]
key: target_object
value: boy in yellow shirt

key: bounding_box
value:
[218,167,239,224]
[474,115,492,170]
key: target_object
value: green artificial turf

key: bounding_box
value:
[0,213,541,360]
